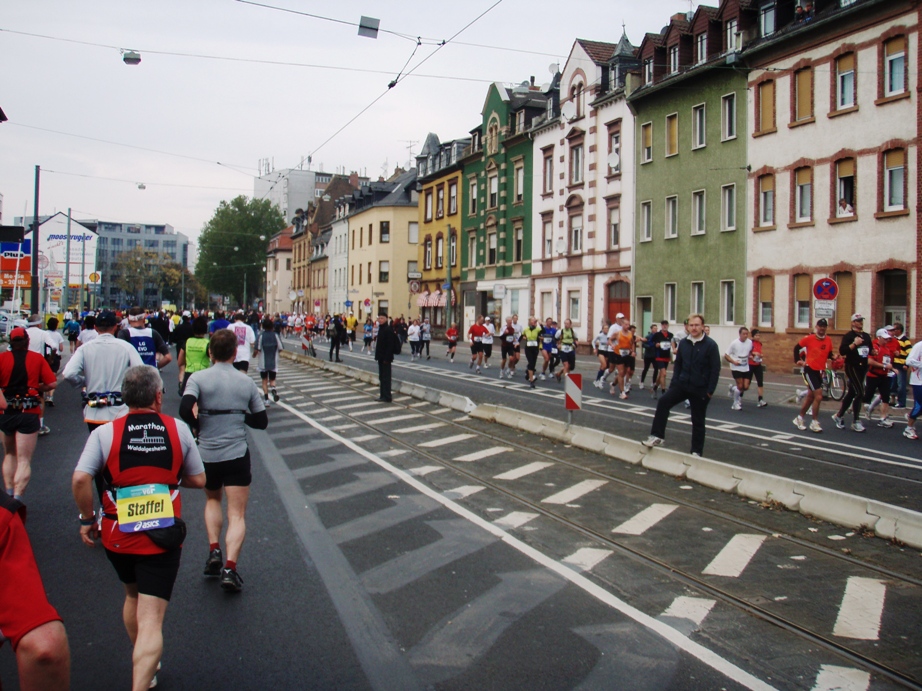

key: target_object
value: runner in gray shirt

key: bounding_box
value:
[179,329,267,592]
[253,317,282,405]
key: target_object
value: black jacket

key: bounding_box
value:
[670,334,721,396]
[375,321,397,363]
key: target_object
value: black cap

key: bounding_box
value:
[96,310,118,326]
[816,318,828,327]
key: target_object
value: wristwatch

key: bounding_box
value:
[79,512,96,526]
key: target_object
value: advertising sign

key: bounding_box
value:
[0,240,32,273]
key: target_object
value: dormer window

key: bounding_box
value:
[669,46,679,74]
[696,33,707,64]
[725,19,739,52]
[644,58,654,84]
[516,110,526,133]
[609,64,620,90]
[760,2,775,36]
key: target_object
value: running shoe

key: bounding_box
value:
[555,371,562,382]
[795,389,809,402]
[593,379,603,389]
[220,567,243,592]
[264,397,272,408]
[539,373,546,381]
[877,417,893,428]
[831,414,845,429]
[866,394,882,419]
[483,363,489,369]
[731,401,742,411]
[38,426,50,436]
[651,389,658,399]
[641,435,663,448]
[619,392,628,400]
[498,369,505,379]
[684,399,691,408]
[271,387,279,402]
[809,420,822,433]
[757,400,768,408]
[204,548,223,578]
[469,360,475,370]
[851,421,866,433]
[529,378,536,389]
[792,415,806,431]
[149,662,161,689]
[476,367,482,374]
[638,382,645,390]
[903,426,918,440]
[46,399,54,407]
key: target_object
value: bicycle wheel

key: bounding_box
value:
[830,371,846,401]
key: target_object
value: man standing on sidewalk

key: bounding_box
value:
[374,314,397,402]
[642,314,720,456]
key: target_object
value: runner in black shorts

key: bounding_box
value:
[204,450,252,490]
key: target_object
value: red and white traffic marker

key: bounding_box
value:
[565,373,582,410]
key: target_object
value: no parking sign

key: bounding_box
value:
[813,278,839,301]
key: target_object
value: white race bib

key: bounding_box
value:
[561,345,573,353]
[857,346,869,358]
[473,336,482,342]
[526,340,538,347]
[659,342,671,350]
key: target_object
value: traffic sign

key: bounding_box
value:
[314,299,321,306]
[364,299,371,308]
[409,280,421,294]
[564,373,582,410]
[813,277,839,301]
[344,300,353,307]
[88,272,100,283]
[38,254,49,270]
[442,283,451,290]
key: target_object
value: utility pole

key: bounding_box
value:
[30,165,40,313]
[64,209,71,311]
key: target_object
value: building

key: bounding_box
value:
[310,228,331,317]
[459,79,552,334]
[414,132,469,331]
[743,0,919,364]
[629,5,749,347]
[265,225,293,314]
[531,36,639,344]
[342,169,419,320]
[254,168,333,224]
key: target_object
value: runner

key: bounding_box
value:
[226,312,256,372]
[362,318,374,354]
[604,314,625,389]
[638,324,658,390]
[499,316,516,379]
[481,317,495,370]
[904,337,922,440]
[25,315,56,436]
[539,317,556,381]
[445,322,459,362]
[592,319,612,389]
[253,317,282,405]
[208,310,230,334]
[792,318,835,433]
[554,318,578,382]
[180,330,268,593]
[749,329,768,407]
[725,327,754,411]
[467,316,488,373]
[508,314,524,378]
[407,319,422,361]
[832,314,873,432]
[0,328,57,500]
[64,314,81,354]
[177,317,211,394]
[119,307,173,372]
[891,323,911,408]
[649,321,673,399]
[863,327,898,428]
[76,314,98,350]
[521,317,542,389]
[421,318,432,360]
[613,322,636,399]
[344,312,358,352]
[42,318,65,407]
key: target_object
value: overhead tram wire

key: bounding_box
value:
[42,169,251,192]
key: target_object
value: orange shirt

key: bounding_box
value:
[798,334,833,371]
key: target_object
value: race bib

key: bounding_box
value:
[659,342,671,350]
[505,336,514,342]
[752,355,762,363]
[561,345,574,353]
[543,337,553,344]
[620,349,631,356]
[882,356,891,365]
[551,348,558,354]
[526,340,538,347]
[857,346,869,358]
[473,336,482,342]
[116,484,174,533]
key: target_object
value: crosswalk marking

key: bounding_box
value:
[351,434,380,442]
[329,423,358,431]
[349,407,400,417]
[493,461,553,481]
[317,414,342,421]
[453,446,512,462]
[334,401,381,411]
[319,395,362,404]
[562,547,613,572]
[702,534,767,577]
[541,479,607,505]
[612,504,678,535]
[284,395,305,401]
[660,596,716,626]
[493,511,540,530]
[365,414,424,425]
[419,434,476,448]
[409,466,443,476]
[443,485,485,499]
[810,665,871,691]
[311,390,351,398]
[427,408,449,415]
[378,449,408,457]
[390,422,447,434]
[833,577,887,640]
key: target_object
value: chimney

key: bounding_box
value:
[671,12,686,22]
[530,75,535,86]
[349,171,359,188]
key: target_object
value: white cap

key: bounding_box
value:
[876,328,892,340]
[484,316,491,321]
[615,312,625,319]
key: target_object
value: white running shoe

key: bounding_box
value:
[476,367,482,374]
[731,401,742,411]
[877,417,893,428]
[792,415,806,431]
[831,413,845,429]
[639,382,645,390]
[641,435,663,448]
[619,392,628,400]
[851,421,866,432]
[809,419,822,433]
[757,400,768,407]
[539,373,546,381]
[593,379,603,389]
[903,426,918,440]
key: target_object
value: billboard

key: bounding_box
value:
[32,214,98,287]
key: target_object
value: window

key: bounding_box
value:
[609,207,620,247]
[759,175,775,226]
[692,190,706,234]
[436,187,445,218]
[487,232,497,264]
[368,262,371,283]
[665,283,677,322]
[760,1,775,36]
[885,37,907,96]
[450,234,457,266]
[572,82,584,118]
[407,260,418,275]
[516,109,526,133]
[644,58,653,84]
[570,144,583,183]
[665,196,678,238]
[758,276,773,326]
[542,217,553,257]
[468,233,477,268]
[794,274,811,327]
[436,236,444,268]
[758,80,775,132]
[720,280,735,325]
[836,53,856,110]
[836,159,855,215]
[722,93,737,140]
[696,32,707,64]
[833,271,853,330]
[570,214,583,253]
[514,227,523,262]
[424,238,433,269]
[641,202,653,241]
[469,179,477,215]
[722,184,737,231]
[424,191,433,222]
[543,152,554,193]
[692,105,706,148]
[884,149,906,211]
[691,281,705,315]
[641,123,653,163]
[368,224,373,246]
[608,131,621,174]
[795,167,812,222]
[665,114,678,156]
[488,174,498,208]
[380,221,390,242]
[408,221,419,244]
[448,182,457,215]
[379,261,390,283]
[568,291,581,323]
[669,46,679,74]
[726,19,739,52]
[514,164,525,202]
[378,300,389,317]
[794,68,813,122]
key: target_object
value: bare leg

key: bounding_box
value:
[223,486,250,563]
[204,488,224,546]
[16,621,70,691]
[12,432,38,496]
[131,593,168,691]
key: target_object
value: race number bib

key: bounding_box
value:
[561,345,573,353]
[882,356,891,365]
[116,484,174,533]
[551,348,558,354]
[659,342,671,350]
[526,340,538,347]
[543,337,553,344]
[857,346,869,358]
[473,337,482,342]
[620,349,631,356]
[505,336,514,342]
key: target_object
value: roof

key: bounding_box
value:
[612,32,637,59]
[575,39,617,64]
[418,132,441,157]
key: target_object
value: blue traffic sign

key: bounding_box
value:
[442,283,451,290]
[344,300,353,307]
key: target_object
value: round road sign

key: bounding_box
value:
[364,299,371,308]
[88,272,100,283]
[813,277,839,301]
[38,254,49,269]
[409,280,421,294]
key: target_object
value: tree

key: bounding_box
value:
[113,247,163,307]
[195,196,284,308]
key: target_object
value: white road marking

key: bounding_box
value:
[833,577,887,640]
[317,415,342,421]
[702,534,768,577]
[493,461,553,481]
[311,390,351,398]
[351,434,380,442]
[542,479,607,505]
[408,465,443,476]
[408,402,429,408]
[493,511,539,530]
[810,665,871,691]
[453,446,512,462]
[427,408,450,415]
[419,434,476,448]
[661,596,716,625]
[390,422,447,434]
[365,414,425,425]
[612,504,678,536]
[562,547,613,572]
[336,401,381,411]
[329,424,358,431]
[349,407,403,417]
[378,449,408,457]
[284,395,306,401]
[454,415,470,421]
[320,395,363,404]
[443,485,484,499]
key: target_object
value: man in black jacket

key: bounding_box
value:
[374,315,396,402]
[642,314,721,456]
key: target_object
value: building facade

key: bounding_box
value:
[255,168,332,224]
[265,225,293,314]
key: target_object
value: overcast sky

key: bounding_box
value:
[1,0,693,246]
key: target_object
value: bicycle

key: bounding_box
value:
[821,360,846,401]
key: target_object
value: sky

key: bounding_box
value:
[0,0,694,248]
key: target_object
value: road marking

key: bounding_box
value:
[284,395,306,401]
[390,422,447,434]
[365,414,424,425]
[443,485,485,499]
[292,454,366,480]
[832,577,887,640]
[493,511,539,530]
[612,504,678,535]
[317,414,342,421]
[453,446,512,462]
[542,479,607,505]
[335,401,384,411]
[306,472,398,503]
[351,434,380,442]
[408,465,443,476]
[408,401,429,408]
[312,390,351,398]
[321,395,363,404]
[661,596,716,626]
[771,434,793,441]
[702,534,768,577]
[427,408,450,415]
[493,461,553,480]
[393,395,411,401]
[419,433,476,448]
[378,449,408,457]
[810,665,871,691]
[330,424,358,431]
[350,407,403,417]
[562,547,613,572]
[329,495,438,545]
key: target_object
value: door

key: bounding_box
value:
[607,281,631,322]
[636,297,652,335]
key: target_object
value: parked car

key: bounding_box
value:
[0,310,29,338]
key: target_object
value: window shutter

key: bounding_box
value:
[834,272,853,330]
[886,149,905,168]
[837,158,854,177]
[837,53,855,72]
[796,69,813,120]
[795,274,810,302]
[760,174,774,192]
[886,37,906,56]
[795,167,811,186]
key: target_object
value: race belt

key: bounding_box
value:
[83,391,123,408]
[5,395,40,410]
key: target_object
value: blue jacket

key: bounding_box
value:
[671,335,721,396]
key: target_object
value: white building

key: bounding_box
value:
[254,168,332,223]
[265,225,293,314]
[329,212,350,315]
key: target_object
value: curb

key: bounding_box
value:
[280,351,922,550]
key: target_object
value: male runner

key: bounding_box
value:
[481,317,495,369]
[649,321,673,399]
[508,314,524,377]
[539,317,557,380]
[226,312,256,372]
[725,327,754,411]
[863,327,898,428]
[749,329,768,407]
[467,316,488,373]
[118,307,172,371]
[521,317,543,389]
[832,314,873,432]
[792,318,835,433]
[554,319,578,382]
[499,316,516,379]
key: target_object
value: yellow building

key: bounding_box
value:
[414,133,467,330]
[343,170,419,320]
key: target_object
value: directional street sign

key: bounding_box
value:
[565,373,582,411]
[344,300,353,307]
[813,277,839,301]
